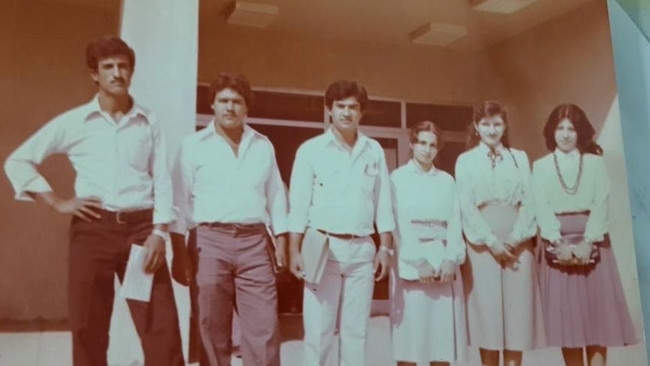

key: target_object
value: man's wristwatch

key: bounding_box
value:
[379,246,394,256]
[151,229,170,241]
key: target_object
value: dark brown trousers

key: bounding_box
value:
[68,214,184,366]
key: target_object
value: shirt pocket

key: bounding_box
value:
[361,160,379,193]
[121,127,152,172]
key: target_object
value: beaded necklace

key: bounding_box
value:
[553,151,583,195]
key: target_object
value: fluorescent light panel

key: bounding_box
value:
[409,22,468,46]
[470,0,539,14]
[227,1,279,28]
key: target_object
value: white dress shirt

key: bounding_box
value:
[454,142,536,247]
[288,128,395,236]
[4,96,173,224]
[532,149,609,243]
[171,122,287,235]
[391,160,465,280]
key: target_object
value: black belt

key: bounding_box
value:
[317,229,364,240]
[96,208,153,224]
[200,222,266,230]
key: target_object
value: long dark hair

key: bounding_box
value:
[466,100,511,150]
[543,103,603,155]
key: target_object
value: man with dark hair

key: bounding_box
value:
[171,72,287,366]
[288,79,395,365]
[4,35,184,366]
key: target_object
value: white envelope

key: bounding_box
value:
[119,244,154,302]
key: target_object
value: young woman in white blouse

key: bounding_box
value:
[390,121,467,366]
[533,104,637,366]
[455,101,545,366]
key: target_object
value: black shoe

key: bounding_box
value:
[232,346,242,359]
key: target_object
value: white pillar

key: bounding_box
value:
[108,1,199,365]
[608,0,650,356]
[596,98,644,337]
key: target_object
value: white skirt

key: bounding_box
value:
[390,265,467,363]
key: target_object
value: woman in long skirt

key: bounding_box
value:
[533,103,637,366]
[455,100,545,366]
[390,121,467,366]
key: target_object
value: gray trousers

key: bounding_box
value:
[191,223,280,366]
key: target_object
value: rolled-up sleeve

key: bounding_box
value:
[265,143,288,235]
[170,138,194,234]
[4,117,66,201]
[374,147,395,233]
[149,118,174,225]
[287,143,313,234]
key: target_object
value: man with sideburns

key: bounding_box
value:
[288,79,395,366]
[4,35,184,366]
[171,72,287,366]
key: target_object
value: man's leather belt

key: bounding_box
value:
[96,208,153,224]
[317,229,364,240]
[200,222,266,230]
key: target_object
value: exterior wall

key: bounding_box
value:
[0,0,119,321]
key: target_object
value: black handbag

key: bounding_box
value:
[544,233,600,265]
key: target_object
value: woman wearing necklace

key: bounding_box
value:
[532,103,637,366]
[455,100,544,366]
[390,121,467,366]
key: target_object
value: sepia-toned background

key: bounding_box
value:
[0,0,647,365]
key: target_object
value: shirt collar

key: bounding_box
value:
[83,94,149,122]
[324,126,369,149]
[200,119,259,143]
[477,141,505,154]
[554,147,580,159]
[408,159,437,176]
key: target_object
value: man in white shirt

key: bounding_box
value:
[171,72,287,366]
[288,80,395,366]
[4,36,184,366]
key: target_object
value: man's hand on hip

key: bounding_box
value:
[52,196,103,222]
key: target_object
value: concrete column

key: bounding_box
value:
[108,1,199,364]
[608,0,650,357]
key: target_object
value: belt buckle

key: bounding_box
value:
[116,211,126,224]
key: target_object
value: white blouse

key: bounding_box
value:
[532,149,609,243]
[391,160,465,280]
[454,142,537,247]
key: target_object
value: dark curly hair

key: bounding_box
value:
[324,80,369,111]
[543,103,603,155]
[209,72,253,108]
[85,35,135,71]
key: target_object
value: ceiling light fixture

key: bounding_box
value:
[226,1,279,28]
[470,0,539,14]
[409,22,468,46]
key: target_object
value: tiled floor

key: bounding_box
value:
[0,314,646,366]
[2,275,647,366]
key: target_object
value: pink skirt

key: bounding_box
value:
[538,214,638,347]
[462,203,546,351]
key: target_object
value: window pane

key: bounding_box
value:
[249,91,324,122]
[406,103,472,132]
[248,124,323,184]
[437,141,466,177]
[196,84,212,114]
[362,100,401,128]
